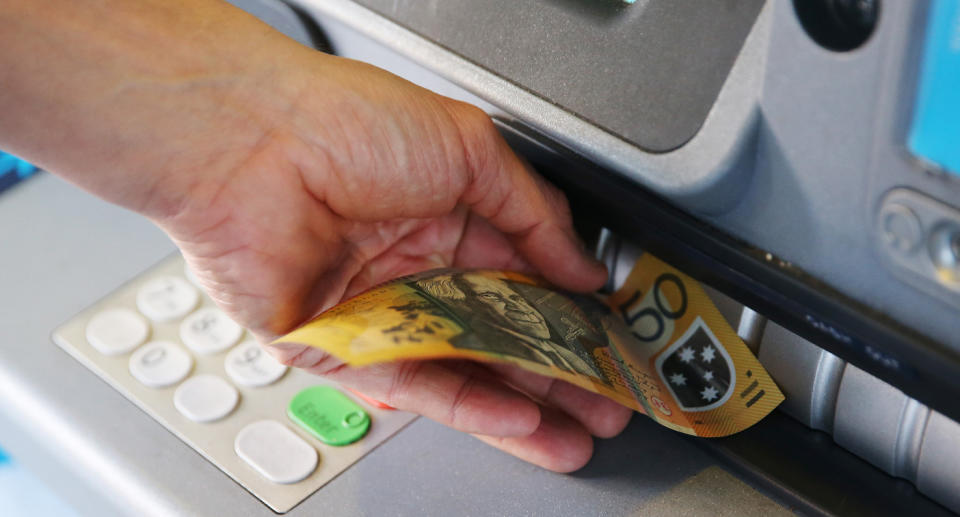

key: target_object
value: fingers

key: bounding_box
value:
[271,346,542,438]
[445,103,607,293]
[339,358,600,472]
[266,341,335,369]
[533,380,633,439]
[489,363,633,439]
[341,207,532,298]
[473,407,594,473]
[453,211,535,273]
[269,345,628,471]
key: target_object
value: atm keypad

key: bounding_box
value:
[53,254,416,513]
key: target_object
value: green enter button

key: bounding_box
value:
[288,386,371,446]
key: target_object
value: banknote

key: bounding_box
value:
[276,252,784,437]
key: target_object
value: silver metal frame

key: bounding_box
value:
[290,0,770,214]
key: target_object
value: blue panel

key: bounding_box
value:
[908,0,960,176]
[0,151,38,195]
[0,153,18,173]
[0,446,9,465]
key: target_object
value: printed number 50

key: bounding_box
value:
[618,273,688,342]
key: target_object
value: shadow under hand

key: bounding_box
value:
[571,413,713,487]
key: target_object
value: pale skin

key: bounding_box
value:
[0,0,632,471]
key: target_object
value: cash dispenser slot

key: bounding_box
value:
[592,229,960,515]
[493,118,960,514]
[490,117,960,427]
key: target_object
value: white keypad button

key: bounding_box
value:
[174,374,239,423]
[129,341,193,388]
[180,307,243,355]
[225,340,288,387]
[136,276,198,323]
[235,420,318,485]
[85,308,150,356]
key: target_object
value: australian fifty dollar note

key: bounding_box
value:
[275,251,784,437]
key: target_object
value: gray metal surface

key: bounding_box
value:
[294,0,771,214]
[352,0,764,153]
[758,323,844,433]
[757,314,958,509]
[833,364,914,476]
[299,0,960,368]
[709,0,960,351]
[736,308,767,354]
[918,411,960,513]
[0,176,194,517]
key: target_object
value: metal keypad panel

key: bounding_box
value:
[53,255,416,513]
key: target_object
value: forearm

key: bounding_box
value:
[0,0,316,218]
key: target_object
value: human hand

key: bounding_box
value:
[0,0,632,471]
[166,54,630,471]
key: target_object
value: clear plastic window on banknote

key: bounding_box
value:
[276,251,783,437]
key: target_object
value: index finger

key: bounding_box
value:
[448,104,608,293]
[267,342,542,438]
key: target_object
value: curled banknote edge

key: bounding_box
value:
[275,252,783,437]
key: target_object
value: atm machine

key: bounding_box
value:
[1,0,959,515]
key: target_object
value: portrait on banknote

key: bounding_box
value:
[276,259,785,437]
[413,272,607,380]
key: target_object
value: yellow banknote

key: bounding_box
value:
[276,253,783,437]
